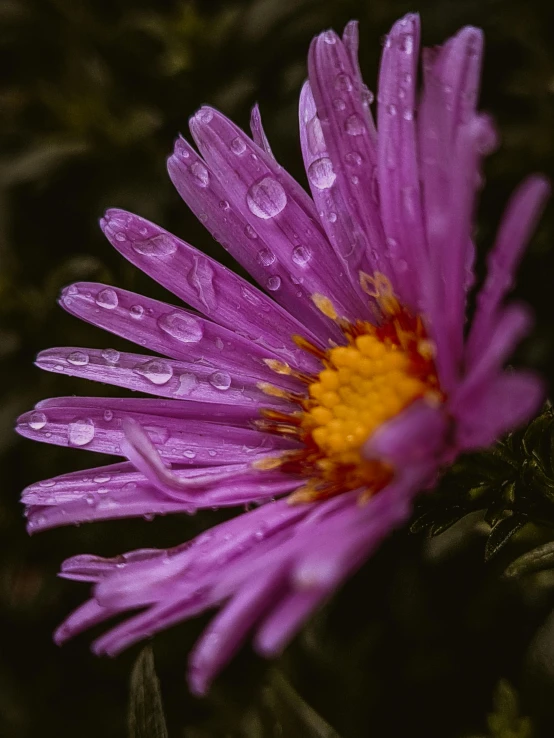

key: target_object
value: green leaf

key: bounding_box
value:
[128,646,169,738]
[505,540,554,578]
[484,515,527,562]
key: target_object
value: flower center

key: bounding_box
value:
[255,275,443,503]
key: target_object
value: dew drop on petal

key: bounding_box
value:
[323,30,336,44]
[190,161,209,187]
[67,351,89,366]
[333,98,346,111]
[307,115,325,155]
[29,411,47,431]
[244,225,258,239]
[257,248,276,266]
[219,200,230,210]
[292,245,311,266]
[102,348,120,364]
[209,371,232,390]
[345,152,362,167]
[307,157,336,190]
[158,312,204,343]
[176,373,197,395]
[132,234,177,257]
[267,276,281,291]
[195,108,213,124]
[335,73,353,92]
[68,418,95,447]
[134,360,174,385]
[96,288,118,309]
[328,211,337,223]
[103,409,113,422]
[230,136,247,155]
[345,114,365,136]
[361,85,375,106]
[246,177,287,219]
[94,473,111,483]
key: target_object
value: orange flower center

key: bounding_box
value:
[255,275,443,503]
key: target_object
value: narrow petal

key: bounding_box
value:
[363,400,449,467]
[188,562,287,695]
[17,401,292,461]
[255,589,326,657]
[250,104,275,158]
[467,176,550,361]
[101,209,320,373]
[34,346,295,407]
[450,302,533,412]
[60,282,305,390]
[377,14,428,308]
[308,30,390,281]
[455,370,545,451]
[298,81,374,302]
[187,108,364,325]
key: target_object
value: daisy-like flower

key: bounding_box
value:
[17,14,548,694]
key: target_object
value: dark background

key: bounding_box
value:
[2,0,554,736]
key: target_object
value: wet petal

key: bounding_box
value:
[467,176,550,361]
[34,346,295,407]
[250,104,275,158]
[101,209,320,373]
[187,108,361,324]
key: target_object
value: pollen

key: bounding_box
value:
[259,276,443,504]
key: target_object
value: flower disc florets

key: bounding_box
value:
[257,275,443,502]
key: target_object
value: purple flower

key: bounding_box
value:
[17,14,548,695]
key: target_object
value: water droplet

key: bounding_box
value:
[345,152,362,167]
[208,449,217,457]
[335,73,353,92]
[230,137,247,155]
[115,232,126,242]
[134,360,173,385]
[29,411,47,431]
[361,85,374,106]
[323,30,336,44]
[102,348,120,364]
[292,245,311,266]
[307,115,325,155]
[328,211,337,223]
[219,200,230,210]
[257,248,276,266]
[190,161,209,187]
[158,312,204,343]
[244,225,258,239]
[386,104,397,116]
[195,108,213,124]
[176,373,197,395]
[132,234,177,256]
[103,409,113,422]
[85,493,96,507]
[246,177,287,219]
[67,351,89,366]
[96,288,118,309]
[307,157,336,190]
[209,371,232,390]
[94,473,111,483]
[215,337,224,350]
[68,418,95,447]
[130,305,144,320]
[333,98,346,111]
[66,285,78,296]
[267,276,281,291]
[183,449,196,459]
[345,114,365,136]
[400,34,414,54]
[403,109,414,121]
[350,175,360,185]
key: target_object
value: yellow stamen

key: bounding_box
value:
[257,277,443,504]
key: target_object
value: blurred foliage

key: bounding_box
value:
[2,0,554,737]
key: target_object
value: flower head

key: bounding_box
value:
[17,14,548,694]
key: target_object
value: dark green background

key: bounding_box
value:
[2,0,554,736]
